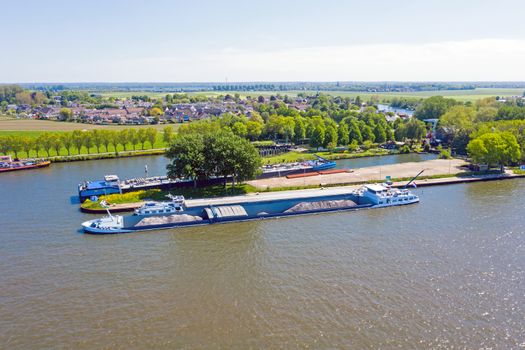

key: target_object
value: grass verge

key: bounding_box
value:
[262,148,394,165]
[81,184,258,210]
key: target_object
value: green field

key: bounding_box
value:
[95,88,525,102]
[0,130,59,138]
[0,119,181,132]
[318,88,525,102]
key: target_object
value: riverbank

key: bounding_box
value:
[47,148,167,163]
[80,158,525,213]
[80,171,525,213]
[263,148,394,165]
[248,158,468,189]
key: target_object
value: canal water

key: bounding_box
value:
[377,103,415,117]
[1,155,524,348]
[335,152,436,170]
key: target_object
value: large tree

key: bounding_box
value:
[162,126,174,145]
[324,125,338,149]
[37,133,54,157]
[118,129,130,151]
[146,128,158,149]
[21,137,34,158]
[415,96,457,120]
[166,133,208,188]
[467,132,521,171]
[205,131,261,187]
[338,122,350,146]
[91,129,103,153]
[405,119,427,141]
[246,121,263,141]
[347,118,362,144]
[8,135,23,158]
[72,130,84,154]
[59,108,73,121]
[60,132,75,156]
[309,125,325,150]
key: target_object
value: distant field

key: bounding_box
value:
[95,88,525,102]
[96,91,172,99]
[323,88,525,102]
[0,119,181,132]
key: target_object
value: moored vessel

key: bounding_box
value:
[78,155,337,201]
[81,182,420,234]
[259,155,336,178]
[0,156,51,173]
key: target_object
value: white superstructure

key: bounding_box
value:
[81,204,130,234]
[133,194,185,216]
[355,184,419,207]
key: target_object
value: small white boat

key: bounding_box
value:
[133,194,185,216]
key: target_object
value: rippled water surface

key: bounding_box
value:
[0,156,524,348]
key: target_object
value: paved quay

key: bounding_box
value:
[187,170,524,207]
[185,185,362,207]
[247,159,468,190]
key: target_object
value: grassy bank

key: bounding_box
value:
[262,148,393,165]
[81,184,258,210]
[50,148,166,162]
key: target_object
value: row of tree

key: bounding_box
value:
[0,127,169,158]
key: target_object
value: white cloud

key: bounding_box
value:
[194,39,525,82]
[6,39,525,82]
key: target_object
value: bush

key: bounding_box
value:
[438,145,452,159]
[347,140,359,152]
[361,140,374,150]
[400,144,411,154]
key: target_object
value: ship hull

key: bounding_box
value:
[0,161,51,173]
[81,190,419,235]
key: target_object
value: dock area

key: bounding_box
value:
[247,159,469,189]
[187,170,523,208]
[80,158,525,213]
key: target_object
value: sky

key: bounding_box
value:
[1,0,525,82]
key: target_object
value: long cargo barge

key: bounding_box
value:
[81,184,419,234]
